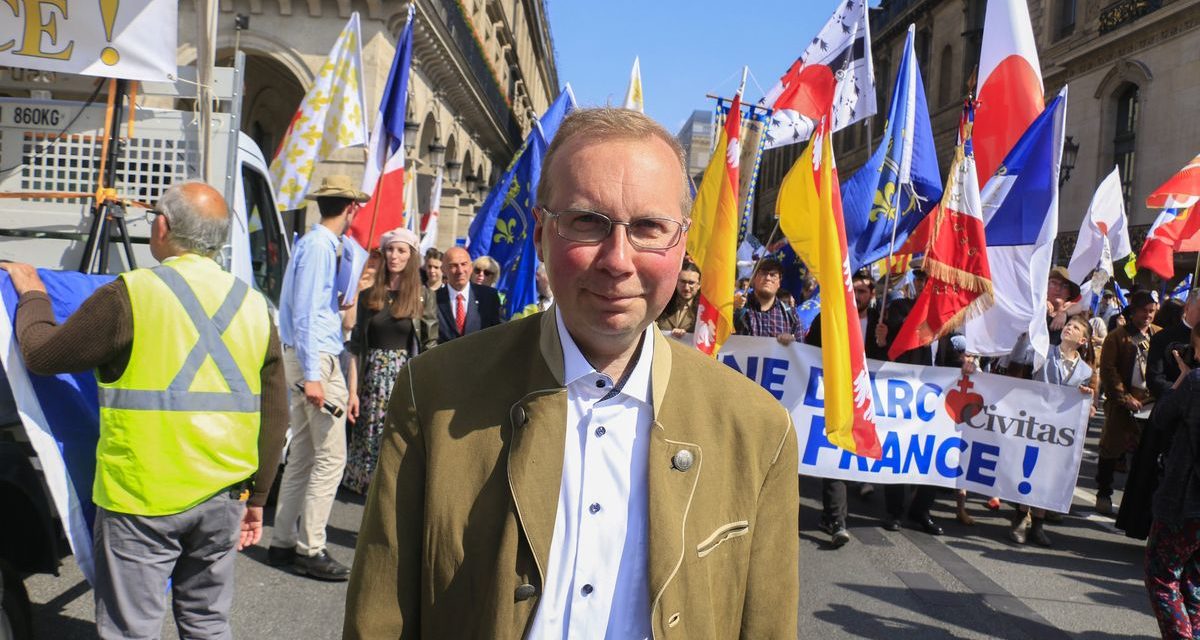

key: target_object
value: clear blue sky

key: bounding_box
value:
[546,0,847,132]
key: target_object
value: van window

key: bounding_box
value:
[241,165,285,304]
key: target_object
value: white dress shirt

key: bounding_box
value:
[526,310,654,640]
[448,281,471,309]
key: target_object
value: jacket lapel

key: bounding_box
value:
[644,334,701,613]
[507,309,569,582]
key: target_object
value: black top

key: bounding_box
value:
[351,294,414,353]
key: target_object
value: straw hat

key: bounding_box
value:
[304,174,370,203]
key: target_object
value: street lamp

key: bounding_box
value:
[427,139,446,170]
[464,168,478,195]
[446,158,463,183]
[403,119,420,155]
[476,180,489,203]
[1059,135,1080,187]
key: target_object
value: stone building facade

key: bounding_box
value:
[187,0,559,248]
[0,0,558,250]
[753,0,1200,274]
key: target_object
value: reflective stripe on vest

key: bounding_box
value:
[100,267,258,412]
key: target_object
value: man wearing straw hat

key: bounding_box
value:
[269,175,367,581]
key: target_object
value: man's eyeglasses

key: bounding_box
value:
[141,208,168,227]
[537,207,688,250]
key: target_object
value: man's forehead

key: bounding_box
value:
[548,136,682,204]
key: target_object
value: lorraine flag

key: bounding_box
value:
[350,4,415,249]
[269,13,367,211]
[759,0,875,148]
[1137,153,1200,279]
[623,56,644,112]
[777,118,880,458]
[890,101,993,360]
[687,94,742,355]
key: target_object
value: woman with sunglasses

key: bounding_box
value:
[342,228,437,494]
[471,256,501,287]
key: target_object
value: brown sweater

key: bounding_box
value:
[14,279,288,507]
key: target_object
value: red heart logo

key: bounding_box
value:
[944,374,984,424]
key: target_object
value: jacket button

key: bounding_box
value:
[512,406,528,427]
[672,450,694,472]
[515,583,537,601]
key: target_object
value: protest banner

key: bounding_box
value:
[0,0,177,82]
[712,335,1091,512]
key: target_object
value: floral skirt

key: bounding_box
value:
[342,348,408,494]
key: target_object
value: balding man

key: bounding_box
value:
[1,181,287,639]
[345,108,798,638]
[435,245,502,342]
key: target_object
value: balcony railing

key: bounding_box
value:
[1099,0,1162,34]
[432,0,522,145]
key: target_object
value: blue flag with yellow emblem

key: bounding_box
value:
[467,87,576,318]
[841,26,942,272]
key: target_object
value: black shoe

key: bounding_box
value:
[882,517,902,532]
[830,524,851,548]
[817,519,837,536]
[267,545,296,567]
[910,516,944,536]
[293,549,351,581]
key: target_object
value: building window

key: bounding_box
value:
[876,57,890,121]
[916,29,932,91]
[1113,84,1139,210]
[1055,0,1076,39]
[938,45,955,106]
[963,0,985,96]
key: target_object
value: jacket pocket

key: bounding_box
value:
[696,520,750,558]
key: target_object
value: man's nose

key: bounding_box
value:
[594,225,635,275]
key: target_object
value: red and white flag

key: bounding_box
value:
[759,0,874,148]
[348,5,415,249]
[419,168,442,255]
[974,0,1044,184]
[1137,153,1200,279]
[890,103,993,360]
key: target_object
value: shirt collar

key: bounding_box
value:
[309,223,339,247]
[555,307,654,405]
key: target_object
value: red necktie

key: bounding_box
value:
[455,293,466,335]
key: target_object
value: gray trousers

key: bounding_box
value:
[93,492,245,640]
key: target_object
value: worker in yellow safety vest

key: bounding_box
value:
[2,181,289,640]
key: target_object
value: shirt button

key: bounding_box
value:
[595,426,606,437]
[581,584,594,596]
[595,379,606,388]
[589,502,601,514]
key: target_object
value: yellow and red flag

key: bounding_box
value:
[687,95,742,355]
[777,119,880,458]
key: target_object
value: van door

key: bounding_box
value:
[239,164,288,306]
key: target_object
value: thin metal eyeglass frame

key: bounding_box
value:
[537,206,690,250]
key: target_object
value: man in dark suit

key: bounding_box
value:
[436,246,502,343]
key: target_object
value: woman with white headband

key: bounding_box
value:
[343,227,437,494]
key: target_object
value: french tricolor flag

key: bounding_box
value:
[349,5,415,250]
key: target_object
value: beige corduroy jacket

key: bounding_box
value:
[344,308,799,639]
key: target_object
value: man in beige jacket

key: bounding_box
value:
[344,108,799,639]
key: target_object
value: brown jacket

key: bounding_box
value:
[1099,323,1161,402]
[344,309,799,639]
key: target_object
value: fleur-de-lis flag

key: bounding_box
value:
[269,13,368,211]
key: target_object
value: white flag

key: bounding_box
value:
[1069,167,1131,307]
[623,57,644,112]
[269,14,368,210]
[420,168,442,255]
[759,0,875,148]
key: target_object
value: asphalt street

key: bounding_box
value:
[25,416,1160,639]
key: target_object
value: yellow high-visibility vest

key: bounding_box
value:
[96,253,270,516]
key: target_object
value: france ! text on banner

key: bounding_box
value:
[0,0,177,82]
[705,335,1090,513]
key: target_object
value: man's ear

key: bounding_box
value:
[533,209,545,262]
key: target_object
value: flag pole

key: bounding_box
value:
[364,170,385,251]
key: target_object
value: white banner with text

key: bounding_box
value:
[0,0,177,82]
[714,336,1091,512]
